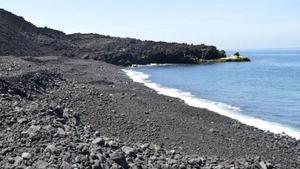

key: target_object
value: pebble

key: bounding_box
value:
[0,61,281,169]
[61,161,73,169]
[188,157,203,165]
[108,140,120,149]
[209,128,219,133]
[45,144,56,152]
[92,137,105,146]
[17,118,28,124]
[33,160,50,169]
[14,156,22,166]
[121,146,136,157]
[259,161,274,169]
[1,147,14,156]
[110,151,128,168]
[57,127,66,135]
[24,125,41,136]
[21,152,32,159]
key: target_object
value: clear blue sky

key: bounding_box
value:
[1,0,300,49]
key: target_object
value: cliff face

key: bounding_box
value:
[0,9,226,66]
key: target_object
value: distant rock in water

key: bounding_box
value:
[0,8,248,66]
[216,55,251,62]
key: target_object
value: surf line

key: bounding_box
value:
[123,69,300,140]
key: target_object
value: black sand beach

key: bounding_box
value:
[1,56,299,168]
[1,8,300,169]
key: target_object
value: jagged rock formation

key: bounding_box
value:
[0,8,226,66]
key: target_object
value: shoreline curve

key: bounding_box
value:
[123,68,300,140]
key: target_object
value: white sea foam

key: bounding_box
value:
[123,69,300,139]
[131,63,178,68]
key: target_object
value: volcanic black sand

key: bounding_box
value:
[1,56,299,168]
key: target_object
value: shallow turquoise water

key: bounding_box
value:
[133,49,300,132]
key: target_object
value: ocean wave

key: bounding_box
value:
[131,63,179,68]
[123,69,300,139]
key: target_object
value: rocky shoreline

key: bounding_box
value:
[0,8,251,67]
[0,70,227,169]
[1,56,299,168]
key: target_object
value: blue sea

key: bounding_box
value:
[124,49,300,139]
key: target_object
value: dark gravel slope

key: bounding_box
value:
[1,56,299,168]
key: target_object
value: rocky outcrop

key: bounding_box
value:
[203,55,250,63]
[218,55,250,62]
[0,8,227,66]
